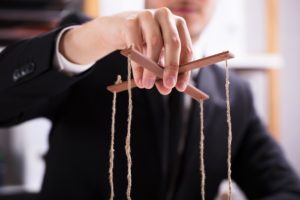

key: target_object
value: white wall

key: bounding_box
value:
[278,0,300,175]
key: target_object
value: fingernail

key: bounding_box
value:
[177,81,187,92]
[145,79,155,89]
[136,79,143,88]
[166,76,176,88]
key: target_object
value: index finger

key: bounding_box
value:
[156,8,181,90]
[175,17,193,92]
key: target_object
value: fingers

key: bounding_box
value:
[175,17,193,92]
[154,9,193,94]
[124,18,144,88]
[125,10,163,89]
[156,8,181,93]
[123,8,193,94]
[138,11,163,89]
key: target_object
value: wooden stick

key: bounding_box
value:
[107,48,234,101]
[107,49,234,93]
[179,51,234,73]
[107,50,234,93]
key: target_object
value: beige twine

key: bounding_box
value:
[109,58,232,200]
[109,75,122,200]
[199,100,206,200]
[125,58,133,200]
[225,60,233,200]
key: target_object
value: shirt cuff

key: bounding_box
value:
[54,26,96,76]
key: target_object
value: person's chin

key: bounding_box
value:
[185,16,202,29]
[186,22,203,40]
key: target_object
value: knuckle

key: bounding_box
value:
[182,45,193,58]
[170,35,181,49]
[159,7,172,16]
[125,18,137,28]
[139,10,153,19]
[166,64,179,72]
[176,16,186,26]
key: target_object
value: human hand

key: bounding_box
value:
[60,8,193,94]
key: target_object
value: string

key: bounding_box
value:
[199,100,206,200]
[109,75,122,200]
[225,60,233,200]
[125,58,133,200]
[108,54,232,200]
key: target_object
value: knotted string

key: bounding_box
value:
[108,57,232,200]
[199,99,206,200]
[108,57,133,200]
[225,60,233,200]
[109,75,122,200]
[125,58,133,200]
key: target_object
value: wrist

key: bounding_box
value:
[59,17,123,64]
[59,26,92,65]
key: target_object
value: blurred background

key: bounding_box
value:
[0,0,299,198]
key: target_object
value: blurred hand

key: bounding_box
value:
[60,8,193,94]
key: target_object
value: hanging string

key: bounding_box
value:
[125,58,133,200]
[199,99,206,200]
[109,75,122,200]
[225,60,233,200]
[108,54,232,200]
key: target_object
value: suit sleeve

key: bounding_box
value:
[232,83,300,199]
[0,27,93,127]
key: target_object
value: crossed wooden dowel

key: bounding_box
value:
[107,47,234,101]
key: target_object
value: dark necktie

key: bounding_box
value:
[166,71,202,199]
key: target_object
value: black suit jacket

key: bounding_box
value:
[0,13,300,200]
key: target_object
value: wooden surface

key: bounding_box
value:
[267,0,280,140]
[83,0,99,17]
